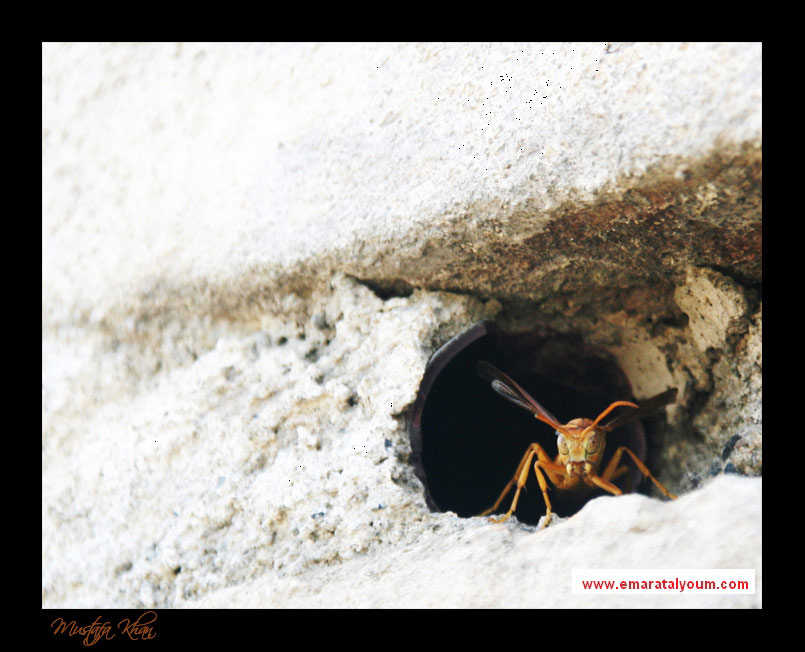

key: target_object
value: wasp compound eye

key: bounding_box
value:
[408,321,653,526]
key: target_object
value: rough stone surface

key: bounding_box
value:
[43,42,761,609]
[195,474,761,608]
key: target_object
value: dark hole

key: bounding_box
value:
[721,434,741,461]
[356,277,415,300]
[409,320,652,526]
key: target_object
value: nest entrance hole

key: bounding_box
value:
[410,321,651,526]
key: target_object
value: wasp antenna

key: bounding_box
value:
[582,400,639,436]
[533,412,569,435]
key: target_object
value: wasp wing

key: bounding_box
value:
[601,388,678,432]
[477,361,560,426]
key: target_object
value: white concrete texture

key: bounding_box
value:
[43,42,761,608]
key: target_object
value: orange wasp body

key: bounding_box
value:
[478,361,678,527]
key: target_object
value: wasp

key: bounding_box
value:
[477,361,678,527]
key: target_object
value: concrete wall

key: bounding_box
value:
[43,42,761,608]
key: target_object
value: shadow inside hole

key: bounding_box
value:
[410,321,650,526]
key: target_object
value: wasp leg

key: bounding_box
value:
[600,446,677,500]
[589,473,624,495]
[532,457,569,528]
[480,443,565,528]
[604,463,632,493]
[479,444,537,517]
